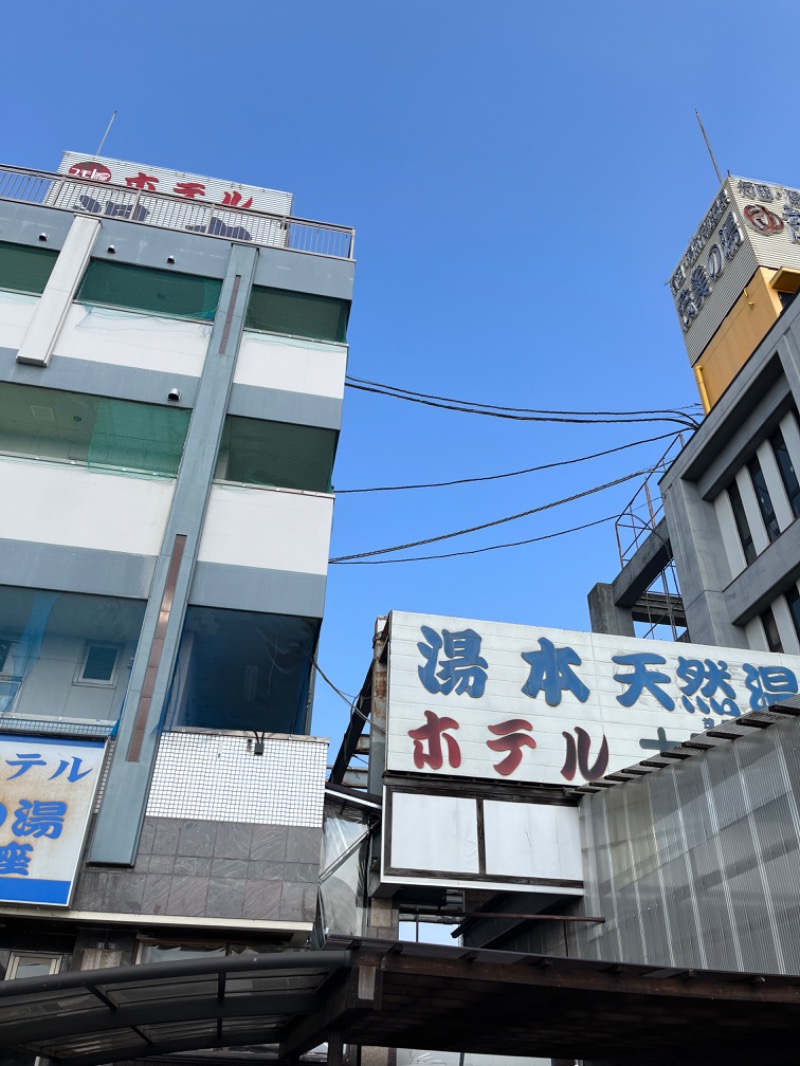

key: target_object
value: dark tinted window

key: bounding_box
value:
[77,261,221,321]
[747,456,780,543]
[165,606,319,734]
[771,424,800,519]
[245,285,349,342]
[786,587,800,643]
[728,480,756,565]
[0,241,58,295]
[760,607,784,653]
[218,416,336,493]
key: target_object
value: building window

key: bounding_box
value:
[137,939,278,964]
[164,606,319,735]
[0,241,58,296]
[771,424,800,519]
[76,261,221,321]
[760,607,784,653]
[245,285,349,343]
[0,381,190,477]
[216,416,337,493]
[6,953,62,979]
[786,587,800,643]
[728,480,756,565]
[76,643,119,686]
[747,456,780,543]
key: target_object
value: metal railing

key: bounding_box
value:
[0,164,355,260]
[615,433,687,568]
[615,434,688,642]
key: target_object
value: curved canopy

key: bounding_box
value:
[3,938,800,1065]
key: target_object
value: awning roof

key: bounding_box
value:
[4,938,800,1065]
[0,949,348,1065]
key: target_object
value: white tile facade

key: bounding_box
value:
[146,731,328,827]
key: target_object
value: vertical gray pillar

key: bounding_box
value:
[88,243,258,866]
[663,479,744,648]
[16,214,100,367]
[587,583,635,637]
[778,324,800,407]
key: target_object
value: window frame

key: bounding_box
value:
[74,642,121,688]
[6,952,62,979]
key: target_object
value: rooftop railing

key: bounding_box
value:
[615,433,687,568]
[0,164,355,260]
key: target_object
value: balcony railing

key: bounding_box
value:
[0,164,355,260]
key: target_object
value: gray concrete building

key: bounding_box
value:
[590,174,800,658]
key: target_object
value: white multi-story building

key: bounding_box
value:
[0,151,354,1056]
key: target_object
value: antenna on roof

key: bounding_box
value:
[695,110,723,185]
[96,110,118,157]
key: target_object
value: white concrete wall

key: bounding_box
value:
[0,291,39,351]
[0,458,174,556]
[52,304,210,376]
[12,635,132,721]
[235,331,346,399]
[198,483,333,575]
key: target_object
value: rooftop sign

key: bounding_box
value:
[670,175,800,363]
[46,151,294,249]
[57,151,292,215]
[386,611,800,787]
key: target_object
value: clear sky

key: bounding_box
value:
[4,1,797,751]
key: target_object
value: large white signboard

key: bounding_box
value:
[386,611,800,787]
[0,734,105,906]
[383,788,583,894]
[56,151,292,215]
[46,152,293,249]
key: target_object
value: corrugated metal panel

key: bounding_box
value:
[682,239,759,362]
[485,715,800,974]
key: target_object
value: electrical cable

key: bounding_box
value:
[329,467,651,562]
[346,374,700,418]
[345,376,701,429]
[311,656,385,735]
[330,513,618,565]
[336,430,681,494]
[346,381,697,428]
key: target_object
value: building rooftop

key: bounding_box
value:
[0,162,355,260]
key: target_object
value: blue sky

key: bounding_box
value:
[4,1,797,749]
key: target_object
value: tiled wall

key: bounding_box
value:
[146,732,327,826]
[71,730,327,925]
[73,816,321,924]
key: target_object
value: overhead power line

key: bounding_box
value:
[330,514,618,565]
[311,657,385,735]
[345,375,702,429]
[329,467,651,563]
[337,430,680,494]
